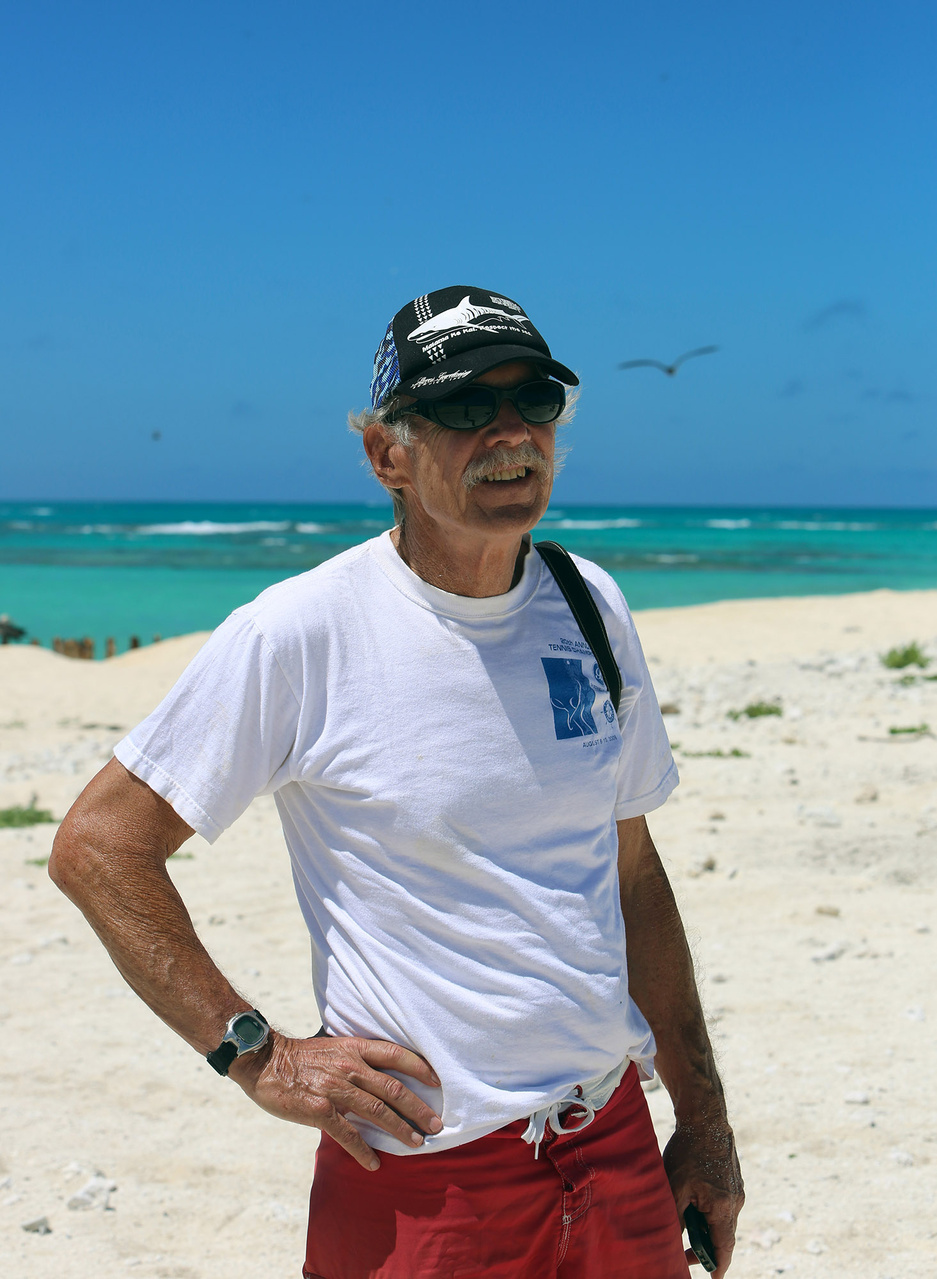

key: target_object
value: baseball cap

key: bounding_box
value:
[370,285,579,409]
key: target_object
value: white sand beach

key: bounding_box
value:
[2,589,935,1278]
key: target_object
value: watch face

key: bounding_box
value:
[233,1014,266,1048]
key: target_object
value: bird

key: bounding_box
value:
[617,346,719,376]
[151,430,162,442]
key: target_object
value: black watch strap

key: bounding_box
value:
[207,1040,239,1076]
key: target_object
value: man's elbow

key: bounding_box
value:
[48,758,194,902]
[48,806,103,901]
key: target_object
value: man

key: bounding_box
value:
[50,285,743,1278]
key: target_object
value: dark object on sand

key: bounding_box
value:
[618,346,719,376]
[0,614,26,643]
[52,636,96,659]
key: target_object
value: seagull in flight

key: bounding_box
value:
[618,345,719,376]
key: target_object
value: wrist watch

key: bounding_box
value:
[207,1009,270,1076]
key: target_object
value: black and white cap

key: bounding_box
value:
[370,285,579,408]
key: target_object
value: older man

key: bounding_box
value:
[50,285,743,1279]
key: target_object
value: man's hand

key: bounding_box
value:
[231,1032,443,1170]
[663,1118,744,1278]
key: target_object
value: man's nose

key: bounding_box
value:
[482,400,530,447]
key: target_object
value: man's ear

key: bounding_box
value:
[363,422,412,491]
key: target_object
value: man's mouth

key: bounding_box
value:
[462,443,550,491]
[482,466,531,483]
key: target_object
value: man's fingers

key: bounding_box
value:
[343,1083,431,1147]
[706,1215,737,1279]
[317,1109,383,1171]
[680,1203,736,1279]
[337,1053,444,1142]
[354,1036,442,1087]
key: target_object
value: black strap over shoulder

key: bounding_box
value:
[535,540,622,713]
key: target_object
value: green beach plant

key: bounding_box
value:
[681,748,751,758]
[881,642,930,670]
[888,724,930,737]
[727,700,782,721]
[0,796,57,828]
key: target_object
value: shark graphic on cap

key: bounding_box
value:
[408,296,533,345]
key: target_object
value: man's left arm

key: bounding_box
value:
[618,814,744,1278]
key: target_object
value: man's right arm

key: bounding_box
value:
[49,757,443,1169]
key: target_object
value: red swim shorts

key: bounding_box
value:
[303,1063,690,1279]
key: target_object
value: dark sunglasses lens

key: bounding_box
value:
[433,386,498,429]
[516,382,565,423]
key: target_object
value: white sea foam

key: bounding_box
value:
[705,519,752,529]
[136,521,292,535]
[294,522,327,533]
[646,554,700,564]
[775,521,879,532]
[548,518,643,530]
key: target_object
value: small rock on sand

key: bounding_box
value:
[67,1174,117,1210]
[21,1215,52,1234]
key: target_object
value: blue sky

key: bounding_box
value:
[1,0,934,506]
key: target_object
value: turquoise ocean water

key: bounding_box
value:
[1,502,935,657]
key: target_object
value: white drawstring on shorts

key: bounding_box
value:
[521,1057,631,1159]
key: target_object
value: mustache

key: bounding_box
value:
[462,443,552,490]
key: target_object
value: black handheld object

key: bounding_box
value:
[684,1204,717,1273]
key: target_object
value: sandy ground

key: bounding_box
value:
[1,588,935,1279]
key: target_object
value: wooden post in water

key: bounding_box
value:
[105,637,116,658]
[63,639,80,658]
[129,636,140,649]
[152,634,161,644]
[79,637,94,660]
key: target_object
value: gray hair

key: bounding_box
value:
[348,383,579,528]
[347,396,416,527]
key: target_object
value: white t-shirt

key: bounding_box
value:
[115,532,678,1153]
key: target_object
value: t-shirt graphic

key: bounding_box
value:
[541,657,598,739]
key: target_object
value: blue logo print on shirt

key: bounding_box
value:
[541,657,598,739]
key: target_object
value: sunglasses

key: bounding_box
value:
[389,379,566,431]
